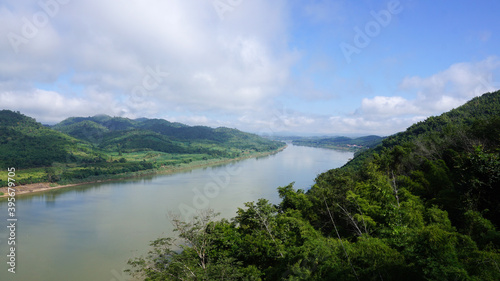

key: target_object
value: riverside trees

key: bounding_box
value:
[127,91,500,280]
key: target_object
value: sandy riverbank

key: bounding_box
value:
[0,145,287,198]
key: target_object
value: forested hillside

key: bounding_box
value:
[0,111,285,187]
[0,110,97,169]
[53,115,283,153]
[128,90,500,280]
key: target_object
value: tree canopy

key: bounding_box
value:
[128,90,500,280]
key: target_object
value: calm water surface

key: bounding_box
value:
[0,144,352,281]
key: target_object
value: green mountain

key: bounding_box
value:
[52,120,110,143]
[53,115,284,153]
[0,111,285,186]
[0,110,97,169]
[128,90,500,280]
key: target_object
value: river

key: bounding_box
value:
[0,144,352,281]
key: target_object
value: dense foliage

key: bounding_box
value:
[0,110,97,169]
[128,91,500,280]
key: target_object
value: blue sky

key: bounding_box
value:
[1,0,499,136]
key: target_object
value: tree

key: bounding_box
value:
[127,209,254,280]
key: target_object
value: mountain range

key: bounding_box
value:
[0,112,285,185]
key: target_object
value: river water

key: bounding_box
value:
[0,144,352,281]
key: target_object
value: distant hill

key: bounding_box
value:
[0,112,286,169]
[0,111,285,186]
[0,110,97,169]
[52,115,284,153]
[292,135,384,151]
[52,120,110,143]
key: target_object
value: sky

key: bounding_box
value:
[0,0,499,136]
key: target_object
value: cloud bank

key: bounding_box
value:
[0,0,499,136]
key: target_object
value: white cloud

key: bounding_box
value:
[359,96,421,117]
[0,0,294,123]
[1,1,499,138]
[399,56,500,109]
[327,115,426,136]
[356,57,500,120]
[0,89,121,123]
[338,58,500,135]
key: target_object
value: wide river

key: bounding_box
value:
[0,144,352,281]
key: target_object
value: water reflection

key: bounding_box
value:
[0,145,352,281]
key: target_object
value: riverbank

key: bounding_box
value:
[0,145,287,198]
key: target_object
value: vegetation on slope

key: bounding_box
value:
[0,111,285,187]
[53,115,284,153]
[0,110,98,169]
[127,90,500,280]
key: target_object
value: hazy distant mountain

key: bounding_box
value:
[0,111,284,170]
[292,135,384,151]
[53,115,282,151]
